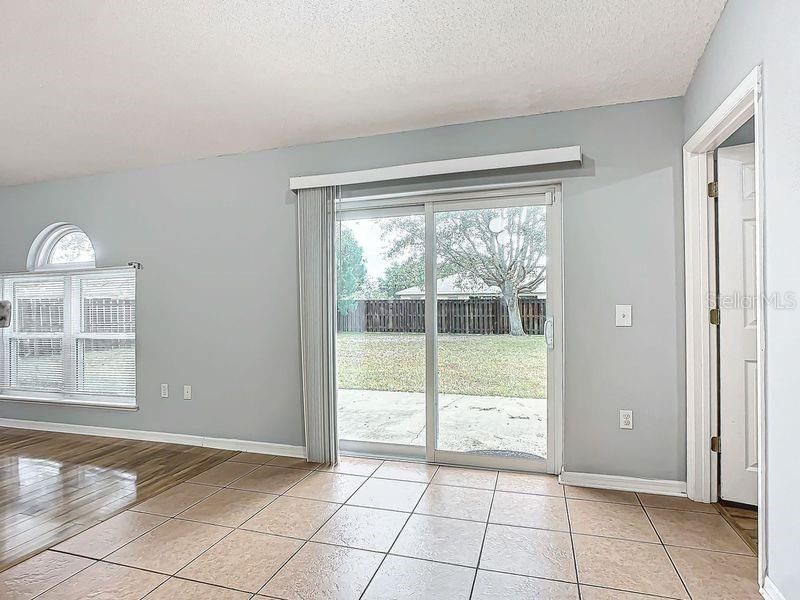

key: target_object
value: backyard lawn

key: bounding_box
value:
[336,332,547,398]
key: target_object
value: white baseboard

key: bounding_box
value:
[761,577,786,600]
[0,417,306,458]
[559,471,687,497]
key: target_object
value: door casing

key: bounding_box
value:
[682,66,766,585]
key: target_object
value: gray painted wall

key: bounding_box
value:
[684,0,800,594]
[0,97,686,481]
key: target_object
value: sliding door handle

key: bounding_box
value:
[544,318,554,349]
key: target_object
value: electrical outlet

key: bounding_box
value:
[619,409,633,429]
[160,383,169,398]
[183,385,192,400]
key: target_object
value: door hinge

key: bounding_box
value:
[711,436,721,453]
[708,181,719,198]
[709,308,720,325]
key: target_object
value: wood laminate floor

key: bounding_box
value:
[0,426,235,571]
[717,501,758,554]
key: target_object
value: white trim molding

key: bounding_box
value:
[683,65,766,585]
[0,417,306,458]
[0,394,139,410]
[761,577,787,600]
[559,471,687,496]
[27,222,96,272]
[290,146,581,190]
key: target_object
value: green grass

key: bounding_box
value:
[336,332,546,398]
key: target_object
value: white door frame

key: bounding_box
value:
[683,66,766,583]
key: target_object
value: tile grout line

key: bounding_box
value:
[146,577,262,599]
[48,547,676,600]
[467,470,497,599]
[163,513,258,585]
[579,582,690,600]
[103,486,244,574]
[563,490,582,600]
[141,571,172,599]
[637,492,694,600]
[252,462,347,597]
[357,464,440,600]
[49,514,171,564]
[45,509,178,574]
[255,459,381,598]
[29,554,99,600]
[131,478,229,515]
[187,459,262,486]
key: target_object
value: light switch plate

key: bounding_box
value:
[615,304,632,327]
[183,385,192,400]
[160,383,169,398]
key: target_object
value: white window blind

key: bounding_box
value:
[0,267,136,406]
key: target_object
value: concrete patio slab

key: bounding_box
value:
[338,389,546,458]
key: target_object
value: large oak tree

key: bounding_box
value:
[382,206,546,335]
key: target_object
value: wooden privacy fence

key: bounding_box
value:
[15,298,134,333]
[338,298,547,335]
[83,298,135,333]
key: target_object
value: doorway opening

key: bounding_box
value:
[335,184,563,473]
[683,66,765,583]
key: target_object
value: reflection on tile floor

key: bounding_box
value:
[2,451,761,599]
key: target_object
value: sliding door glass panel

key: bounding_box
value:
[435,204,548,459]
[336,214,426,448]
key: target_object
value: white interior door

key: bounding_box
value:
[717,143,758,506]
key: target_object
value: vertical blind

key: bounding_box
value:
[298,186,339,464]
[0,267,136,405]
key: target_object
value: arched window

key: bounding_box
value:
[28,223,96,271]
[2,223,136,407]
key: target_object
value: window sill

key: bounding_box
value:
[0,394,138,411]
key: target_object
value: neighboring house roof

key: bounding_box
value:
[395,275,546,298]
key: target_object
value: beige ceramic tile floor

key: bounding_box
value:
[1,452,761,600]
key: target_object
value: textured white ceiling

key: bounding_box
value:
[0,1,725,186]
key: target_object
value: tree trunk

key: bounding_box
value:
[500,282,525,336]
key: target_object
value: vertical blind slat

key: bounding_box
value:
[298,186,339,465]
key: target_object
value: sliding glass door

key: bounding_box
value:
[336,186,562,472]
[335,210,427,458]
[434,201,549,462]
